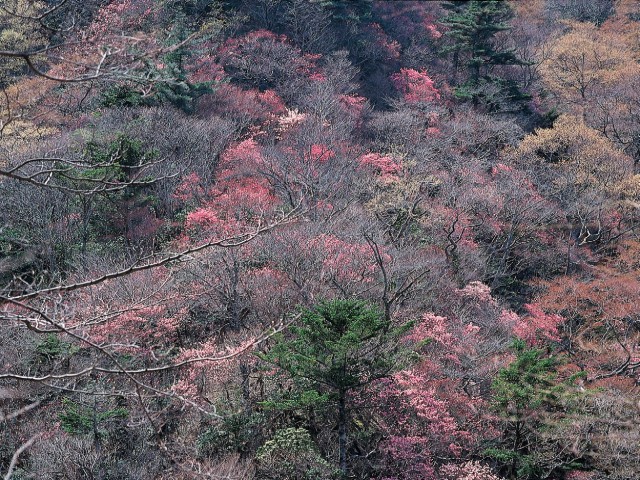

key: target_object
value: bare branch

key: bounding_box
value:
[0,400,42,421]
[5,206,301,303]
[3,434,38,480]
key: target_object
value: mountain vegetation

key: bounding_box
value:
[1,1,639,479]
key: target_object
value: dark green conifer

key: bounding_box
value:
[258,299,411,477]
[440,0,530,111]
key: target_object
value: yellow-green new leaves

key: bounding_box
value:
[513,115,631,197]
[540,21,639,113]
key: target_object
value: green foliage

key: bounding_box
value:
[440,0,530,110]
[259,389,330,412]
[492,339,559,413]
[153,65,212,114]
[59,132,163,255]
[0,226,31,254]
[100,85,147,109]
[256,427,317,458]
[487,339,588,479]
[258,299,411,475]
[54,133,155,196]
[35,334,78,362]
[85,134,156,172]
[59,398,128,436]
[315,0,372,23]
[197,412,265,458]
[258,299,411,398]
[256,427,338,480]
[100,62,211,113]
[126,5,215,114]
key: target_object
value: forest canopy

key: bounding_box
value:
[1,1,639,479]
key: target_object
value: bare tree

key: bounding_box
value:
[0,4,303,476]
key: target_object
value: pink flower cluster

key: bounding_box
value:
[391,68,441,104]
[358,152,403,181]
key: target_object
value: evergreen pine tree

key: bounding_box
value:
[258,299,411,477]
[487,339,586,479]
[440,0,529,111]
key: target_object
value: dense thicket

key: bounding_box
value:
[1,1,639,479]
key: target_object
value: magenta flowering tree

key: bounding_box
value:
[391,68,441,104]
[366,279,528,480]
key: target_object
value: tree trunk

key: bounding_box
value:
[338,390,348,477]
[491,225,516,290]
[510,420,522,479]
[239,362,251,413]
[452,49,459,86]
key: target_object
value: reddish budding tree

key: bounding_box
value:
[391,68,441,104]
[535,240,640,381]
[369,281,519,480]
